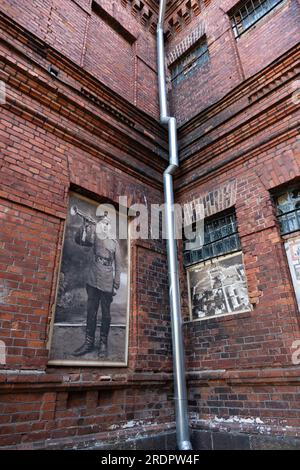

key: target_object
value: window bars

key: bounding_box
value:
[275,189,300,235]
[231,0,285,38]
[184,211,241,266]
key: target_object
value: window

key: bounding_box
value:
[230,0,285,38]
[170,38,209,87]
[275,186,300,312]
[183,211,241,267]
[275,188,300,235]
[184,211,251,321]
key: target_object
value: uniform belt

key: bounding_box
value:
[95,256,112,266]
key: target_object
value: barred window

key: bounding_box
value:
[275,188,300,235]
[183,211,241,267]
[184,211,251,321]
[170,38,209,87]
[230,0,285,38]
[275,187,300,313]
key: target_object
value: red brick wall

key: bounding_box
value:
[0,6,172,447]
[237,0,300,79]
[189,376,300,437]
[47,0,90,65]
[0,0,159,118]
[1,0,300,450]
[175,33,300,439]
[0,106,172,449]
[0,0,53,38]
[167,0,300,125]
[0,385,175,448]
[84,11,135,103]
[0,199,60,370]
[180,135,300,371]
[136,58,159,120]
[0,106,169,370]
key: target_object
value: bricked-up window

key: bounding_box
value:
[230,0,285,38]
[170,38,209,87]
[184,211,251,321]
[275,188,300,235]
[183,211,241,267]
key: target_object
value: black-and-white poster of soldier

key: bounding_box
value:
[49,193,129,366]
[187,252,252,321]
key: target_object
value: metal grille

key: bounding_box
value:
[230,0,285,38]
[184,212,241,266]
[275,189,300,235]
[170,39,209,86]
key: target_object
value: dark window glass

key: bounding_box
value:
[183,212,241,267]
[170,39,209,87]
[275,188,300,235]
[230,0,285,38]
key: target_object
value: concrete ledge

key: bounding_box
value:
[2,428,300,450]
[43,431,177,451]
[192,429,300,450]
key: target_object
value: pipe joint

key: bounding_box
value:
[164,164,178,177]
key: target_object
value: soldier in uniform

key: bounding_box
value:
[73,209,121,358]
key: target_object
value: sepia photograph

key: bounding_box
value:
[187,252,252,321]
[48,193,129,366]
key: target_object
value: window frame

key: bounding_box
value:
[183,209,241,268]
[230,0,286,38]
[274,186,300,313]
[170,38,209,87]
[274,187,300,236]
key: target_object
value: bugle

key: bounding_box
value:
[70,205,97,225]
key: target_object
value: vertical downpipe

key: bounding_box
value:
[157,0,192,451]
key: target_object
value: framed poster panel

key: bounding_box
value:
[187,251,252,321]
[48,192,129,367]
[285,236,300,312]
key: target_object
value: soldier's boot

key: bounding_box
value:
[98,335,108,359]
[73,335,94,356]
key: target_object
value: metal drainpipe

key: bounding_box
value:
[157,0,193,451]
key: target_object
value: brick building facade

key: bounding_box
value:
[0,0,299,450]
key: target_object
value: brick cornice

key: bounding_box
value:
[1,366,299,392]
[0,371,173,393]
[180,94,297,171]
[3,94,164,190]
[118,0,159,34]
[118,1,212,37]
[165,0,212,39]
[0,74,165,188]
[175,125,299,195]
[187,366,300,386]
[178,43,300,141]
